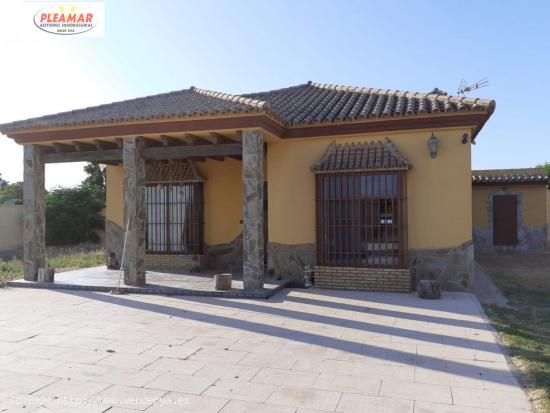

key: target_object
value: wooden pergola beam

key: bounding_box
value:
[209,132,235,144]
[144,143,242,160]
[42,143,242,163]
[160,134,185,146]
[44,149,122,164]
[94,139,118,150]
[53,142,74,153]
[73,141,96,152]
[184,133,211,146]
[138,136,163,147]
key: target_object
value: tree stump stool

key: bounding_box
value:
[37,267,55,283]
[214,273,232,291]
[417,279,441,299]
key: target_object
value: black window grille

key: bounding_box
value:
[315,171,407,268]
[145,183,204,254]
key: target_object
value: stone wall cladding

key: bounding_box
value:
[205,234,243,273]
[314,266,412,292]
[410,240,474,291]
[105,220,124,265]
[267,242,315,284]
[144,254,203,271]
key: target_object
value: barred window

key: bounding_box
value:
[145,183,204,254]
[315,171,407,268]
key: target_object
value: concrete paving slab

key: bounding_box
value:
[0,288,532,412]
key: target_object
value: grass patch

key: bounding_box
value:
[0,245,104,287]
[478,253,550,413]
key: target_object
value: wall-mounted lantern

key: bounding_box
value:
[427,133,439,159]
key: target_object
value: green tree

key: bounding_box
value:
[0,181,23,205]
[536,161,550,175]
[83,163,105,190]
[535,162,550,188]
[0,173,7,188]
[45,185,105,245]
[44,163,107,245]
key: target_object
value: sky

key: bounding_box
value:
[0,0,549,189]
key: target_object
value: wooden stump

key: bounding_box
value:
[417,279,441,299]
[37,267,55,283]
[214,273,232,291]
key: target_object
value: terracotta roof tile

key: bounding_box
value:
[0,81,495,134]
[472,168,549,185]
[311,138,411,173]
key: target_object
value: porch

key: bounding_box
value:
[7,266,287,298]
[20,127,269,291]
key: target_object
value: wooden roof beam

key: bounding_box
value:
[94,139,118,150]
[73,141,96,152]
[160,134,185,146]
[53,142,74,153]
[184,133,211,145]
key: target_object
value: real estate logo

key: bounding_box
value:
[32,2,104,36]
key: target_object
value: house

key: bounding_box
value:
[472,168,549,251]
[0,82,495,291]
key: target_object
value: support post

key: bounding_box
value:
[242,130,264,290]
[123,137,146,285]
[23,145,46,281]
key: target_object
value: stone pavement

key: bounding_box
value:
[0,287,531,412]
[7,266,286,298]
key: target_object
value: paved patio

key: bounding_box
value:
[7,266,287,298]
[0,287,531,412]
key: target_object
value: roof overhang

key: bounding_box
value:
[3,111,491,145]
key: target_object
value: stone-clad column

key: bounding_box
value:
[23,145,46,281]
[242,130,265,290]
[123,137,146,285]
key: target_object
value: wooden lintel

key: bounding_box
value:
[184,133,211,145]
[144,143,242,160]
[43,142,242,163]
[44,149,122,164]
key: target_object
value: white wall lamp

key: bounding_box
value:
[427,133,439,159]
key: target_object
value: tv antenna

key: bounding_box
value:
[457,78,489,95]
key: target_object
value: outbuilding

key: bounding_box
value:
[472,168,549,251]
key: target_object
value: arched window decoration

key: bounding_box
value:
[312,139,410,268]
[145,160,205,254]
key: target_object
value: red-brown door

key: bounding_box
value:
[493,195,518,246]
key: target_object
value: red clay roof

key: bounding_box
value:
[472,168,549,186]
[0,82,495,133]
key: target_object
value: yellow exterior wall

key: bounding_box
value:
[472,185,548,229]
[105,160,244,245]
[105,165,123,227]
[0,205,23,251]
[197,158,243,245]
[267,128,473,250]
[104,128,475,251]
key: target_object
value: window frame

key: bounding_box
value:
[315,170,408,268]
[145,182,204,255]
